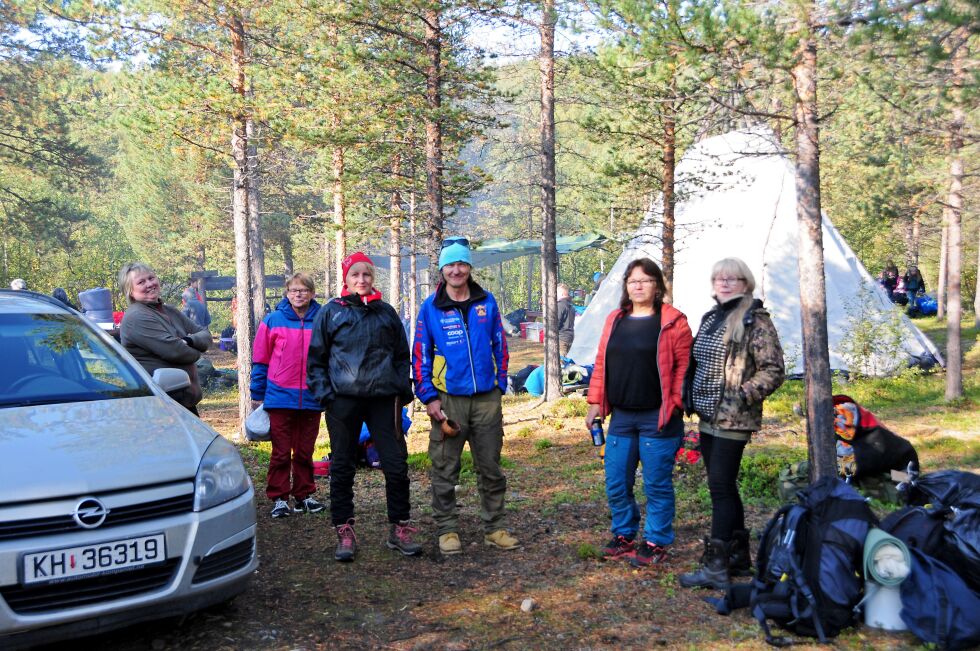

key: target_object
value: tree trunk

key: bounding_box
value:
[424,7,445,283]
[661,109,677,303]
[526,189,535,310]
[246,117,265,317]
[792,27,835,480]
[539,0,560,401]
[937,221,948,320]
[389,152,403,315]
[230,15,255,434]
[975,226,980,330]
[944,27,966,402]
[282,233,294,277]
[409,189,419,315]
[332,142,346,295]
[322,236,331,300]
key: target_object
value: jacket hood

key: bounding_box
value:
[434,278,488,310]
[275,296,321,321]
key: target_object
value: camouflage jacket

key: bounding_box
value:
[683,299,785,431]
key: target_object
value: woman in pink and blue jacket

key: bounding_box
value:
[251,272,324,520]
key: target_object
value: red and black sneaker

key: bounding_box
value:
[601,535,636,559]
[629,541,669,567]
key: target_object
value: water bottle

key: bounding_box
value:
[590,417,605,447]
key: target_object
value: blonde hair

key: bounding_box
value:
[710,257,756,345]
[118,262,157,304]
[284,272,316,295]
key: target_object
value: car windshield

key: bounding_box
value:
[0,312,152,408]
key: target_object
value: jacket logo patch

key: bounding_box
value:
[475,305,487,317]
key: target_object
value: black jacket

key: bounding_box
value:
[306,293,413,406]
[556,297,576,344]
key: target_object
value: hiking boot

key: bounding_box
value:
[679,538,731,589]
[629,541,669,567]
[294,496,326,514]
[439,532,462,555]
[270,498,291,519]
[484,529,521,550]
[387,521,423,556]
[601,535,637,559]
[334,520,357,562]
[729,529,753,577]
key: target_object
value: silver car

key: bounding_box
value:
[0,290,257,648]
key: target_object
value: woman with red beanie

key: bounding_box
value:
[307,252,419,562]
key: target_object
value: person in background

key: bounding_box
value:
[586,258,692,568]
[556,282,576,358]
[414,236,518,556]
[679,257,784,590]
[10,278,26,291]
[182,287,212,330]
[903,265,925,298]
[251,273,324,520]
[881,261,898,301]
[118,262,211,414]
[307,252,420,562]
[52,288,77,310]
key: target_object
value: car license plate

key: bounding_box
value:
[22,534,166,585]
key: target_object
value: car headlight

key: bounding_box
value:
[194,435,251,511]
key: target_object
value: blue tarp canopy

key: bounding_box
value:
[371,233,607,271]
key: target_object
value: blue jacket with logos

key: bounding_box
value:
[413,280,509,404]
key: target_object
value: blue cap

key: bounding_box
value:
[439,242,472,269]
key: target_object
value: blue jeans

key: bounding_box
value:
[604,408,683,545]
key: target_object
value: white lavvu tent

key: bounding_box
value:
[568,127,942,376]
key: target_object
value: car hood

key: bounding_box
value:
[1,396,218,500]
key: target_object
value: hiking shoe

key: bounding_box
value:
[270,498,291,519]
[439,532,462,555]
[679,538,730,589]
[484,529,521,550]
[334,520,357,562]
[294,496,325,514]
[601,535,637,559]
[387,521,423,556]
[630,542,669,567]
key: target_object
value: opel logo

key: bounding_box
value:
[72,497,110,529]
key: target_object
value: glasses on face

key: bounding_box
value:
[714,277,745,286]
[287,288,312,295]
[441,237,470,249]
[626,278,656,287]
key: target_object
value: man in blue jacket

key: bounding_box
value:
[413,237,519,555]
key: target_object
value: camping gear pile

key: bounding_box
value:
[778,395,918,503]
[711,470,980,649]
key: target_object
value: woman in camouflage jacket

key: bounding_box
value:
[679,257,785,591]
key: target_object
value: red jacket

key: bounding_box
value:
[587,302,693,427]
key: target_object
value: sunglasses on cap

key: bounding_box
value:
[441,237,470,249]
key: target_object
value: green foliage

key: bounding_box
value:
[516,426,535,439]
[738,446,807,505]
[551,397,588,418]
[535,438,555,451]
[840,282,909,376]
[576,542,601,561]
[407,452,431,472]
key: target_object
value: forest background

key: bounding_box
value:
[2,0,977,365]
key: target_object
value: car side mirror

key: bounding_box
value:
[152,368,191,394]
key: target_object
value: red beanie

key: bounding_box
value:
[341,251,374,280]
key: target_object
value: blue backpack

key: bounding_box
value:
[900,548,980,650]
[751,477,877,645]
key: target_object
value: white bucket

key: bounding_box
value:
[863,581,907,631]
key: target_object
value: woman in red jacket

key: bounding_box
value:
[585,258,693,567]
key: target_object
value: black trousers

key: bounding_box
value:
[324,395,410,526]
[700,432,748,541]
